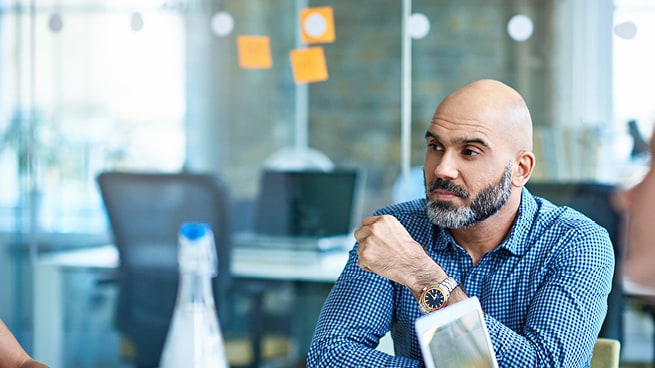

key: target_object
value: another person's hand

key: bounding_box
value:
[354,215,446,290]
[0,319,49,368]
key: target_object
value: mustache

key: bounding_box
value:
[427,179,470,199]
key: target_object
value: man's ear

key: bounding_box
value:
[512,151,535,186]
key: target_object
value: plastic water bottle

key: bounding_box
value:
[159,223,229,368]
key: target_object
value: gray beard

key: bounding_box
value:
[426,161,513,228]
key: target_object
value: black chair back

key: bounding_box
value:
[97,171,231,368]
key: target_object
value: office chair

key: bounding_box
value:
[526,181,624,343]
[97,171,234,368]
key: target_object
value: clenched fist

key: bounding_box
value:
[354,215,446,294]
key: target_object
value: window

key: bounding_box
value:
[0,2,186,234]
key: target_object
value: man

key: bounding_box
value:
[614,126,655,291]
[307,79,614,367]
[0,320,49,368]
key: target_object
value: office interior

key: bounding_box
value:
[1,0,654,367]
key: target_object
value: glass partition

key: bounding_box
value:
[1,0,653,366]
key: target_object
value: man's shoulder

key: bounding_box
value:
[510,193,613,277]
[529,195,613,257]
[532,195,603,231]
[523,185,616,234]
[518,190,613,251]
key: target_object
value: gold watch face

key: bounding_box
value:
[421,286,447,312]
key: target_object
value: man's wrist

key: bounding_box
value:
[411,274,451,301]
[408,263,448,298]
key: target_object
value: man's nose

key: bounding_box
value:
[431,152,458,180]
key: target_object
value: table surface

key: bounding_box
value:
[33,243,351,367]
[37,243,351,282]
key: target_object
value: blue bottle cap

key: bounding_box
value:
[178,222,217,276]
[180,223,208,241]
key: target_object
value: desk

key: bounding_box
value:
[33,245,349,368]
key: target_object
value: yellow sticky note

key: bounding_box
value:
[300,6,336,44]
[290,47,329,84]
[237,35,272,69]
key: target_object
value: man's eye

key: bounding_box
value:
[428,143,443,151]
[464,149,479,156]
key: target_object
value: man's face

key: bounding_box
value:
[615,132,655,288]
[621,169,655,244]
[422,112,516,229]
[425,161,512,228]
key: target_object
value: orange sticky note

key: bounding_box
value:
[290,47,329,84]
[300,6,335,44]
[237,35,272,69]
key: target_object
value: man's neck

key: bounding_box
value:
[448,195,521,265]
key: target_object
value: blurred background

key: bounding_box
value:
[1,0,654,367]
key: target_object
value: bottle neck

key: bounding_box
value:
[176,271,215,307]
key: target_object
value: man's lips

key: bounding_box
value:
[431,189,461,201]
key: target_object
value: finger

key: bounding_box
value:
[353,226,366,242]
[354,221,376,243]
[356,216,383,241]
[360,215,381,226]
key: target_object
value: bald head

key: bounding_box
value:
[435,79,533,152]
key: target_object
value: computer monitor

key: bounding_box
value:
[253,168,363,238]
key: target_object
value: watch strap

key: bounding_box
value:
[440,277,458,294]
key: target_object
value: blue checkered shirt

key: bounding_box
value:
[307,188,614,367]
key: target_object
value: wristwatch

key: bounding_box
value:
[418,277,459,314]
